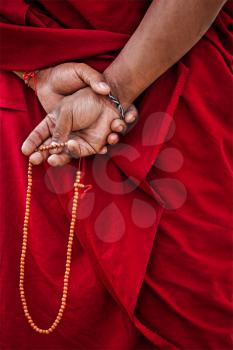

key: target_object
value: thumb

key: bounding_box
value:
[74,63,110,95]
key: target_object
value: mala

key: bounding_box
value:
[19,142,86,334]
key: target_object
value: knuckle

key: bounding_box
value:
[32,129,44,144]
[77,63,90,82]
[78,62,86,70]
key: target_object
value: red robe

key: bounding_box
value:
[0,1,232,349]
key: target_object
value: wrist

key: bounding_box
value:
[103,64,138,110]
[30,69,51,91]
[14,69,51,92]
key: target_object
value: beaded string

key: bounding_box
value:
[19,142,85,334]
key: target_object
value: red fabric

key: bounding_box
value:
[0,1,232,349]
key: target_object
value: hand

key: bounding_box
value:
[21,62,133,151]
[22,87,138,166]
[33,62,111,113]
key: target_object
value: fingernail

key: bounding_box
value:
[97,82,109,90]
[48,155,57,166]
[118,125,124,132]
[126,114,135,123]
[21,142,26,153]
[22,143,32,156]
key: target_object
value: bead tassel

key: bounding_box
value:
[19,143,83,334]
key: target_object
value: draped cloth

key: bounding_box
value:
[0,1,232,349]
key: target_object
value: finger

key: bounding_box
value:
[124,105,138,124]
[67,139,95,158]
[47,153,71,167]
[107,133,120,145]
[51,63,86,95]
[29,137,52,165]
[51,103,72,149]
[21,114,55,156]
[98,146,108,154]
[110,118,127,133]
[75,63,110,95]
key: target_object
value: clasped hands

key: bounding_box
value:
[21,63,138,166]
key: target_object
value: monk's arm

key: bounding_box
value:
[104,0,227,109]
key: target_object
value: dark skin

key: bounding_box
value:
[21,0,227,166]
[15,63,138,160]
[104,0,227,108]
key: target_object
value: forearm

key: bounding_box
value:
[104,0,227,109]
